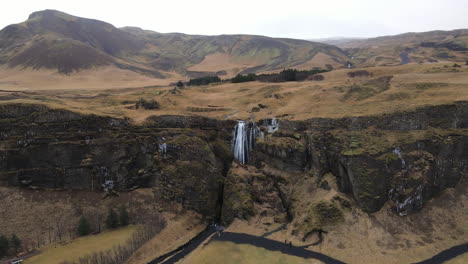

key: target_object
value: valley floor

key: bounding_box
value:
[139,181,468,264]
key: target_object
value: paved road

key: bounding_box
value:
[148,226,468,264]
[213,232,346,264]
[413,242,468,264]
[148,226,216,264]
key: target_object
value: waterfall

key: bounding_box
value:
[232,121,248,163]
[393,147,406,168]
[266,118,279,133]
[232,121,261,164]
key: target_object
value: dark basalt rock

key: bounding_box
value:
[251,102,468,214]
[1,102,467,221]
[0,103,232,218]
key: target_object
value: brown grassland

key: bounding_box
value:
[0,62,467,124]
[25,226,138,264]
[1,62,468,263]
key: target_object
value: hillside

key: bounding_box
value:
[308,37,364,46]
[332,29,468,66]
[0,10,165,77]
[1,62,467,121]
[121,28,348,77]
[0,9,467,264]
[0,62,467,263]
[0,10,348,79]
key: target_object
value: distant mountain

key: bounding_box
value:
[337,30,468,66]
[0,10,349,77]
[0,10,163,76]
[308,37,364,46]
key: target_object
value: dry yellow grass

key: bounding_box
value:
[222,181,468,264]
[0,187,167,257]
[25,226,138,264]
[187,52,258,78]
[293,52,343,70]
[0,63,467,124]
[125,212,205,264]
[1,63,467,264]
[180,241,321,264]
[445,253,468,264]
[0,66,177,90]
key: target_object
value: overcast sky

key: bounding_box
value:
[1,0,467,39]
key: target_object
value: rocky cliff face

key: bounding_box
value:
[0,104,233,217]
[247,101,468,216]
[0,102,467,227]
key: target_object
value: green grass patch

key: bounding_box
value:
[25,226,138,264]
[187,241,312,264]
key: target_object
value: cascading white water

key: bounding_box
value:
[232,120,262,164]
[232,121,248,164]
[232,119,276,164]
[266,118,279,133]
[393,147,406,168]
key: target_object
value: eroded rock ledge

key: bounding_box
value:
[0,102,467,224]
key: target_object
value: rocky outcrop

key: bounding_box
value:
[1,102,467,224]
[221,164,289,224]
[0,104,232,218]
[250,102,468,214]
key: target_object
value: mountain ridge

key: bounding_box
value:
[1,9,467,78]
[334,29,468,66]
[0,10,349,77]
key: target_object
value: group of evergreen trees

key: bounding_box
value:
[0,234,21,258]
[77,206,130,237]
[256,68,329,82]
[231,73,257,83]
[105,206,129,229]
[187,76,221,86]
[185,68,328,86]
[231,68,328,83]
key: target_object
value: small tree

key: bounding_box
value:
[77,216,91,236]
[0,234,9,258]
[119,206,129,226]
[176,80,184,88]
[10,234,21,254]
[105,208,119,229]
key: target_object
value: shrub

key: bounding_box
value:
[77,216,91,236]
[10,234,21,254]
[105,208,119,229]
[136,98,159,110]
[119,206,129,226]
[0,235,9,258]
